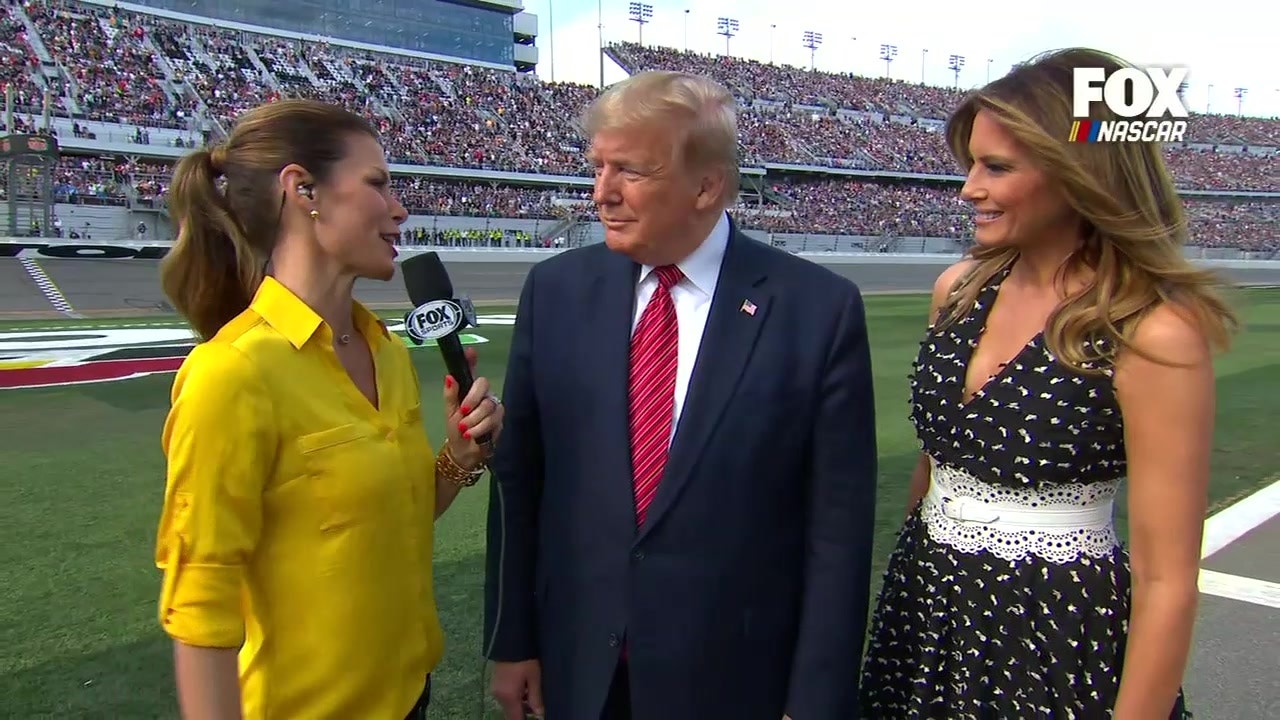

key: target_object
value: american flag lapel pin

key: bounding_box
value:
[740,299,757,316]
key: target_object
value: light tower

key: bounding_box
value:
[717,17,739,55]
[879,43,898,77]
[802,31,823,71]
[628,3,653,46]
[947,54,966,87]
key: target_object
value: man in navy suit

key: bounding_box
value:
[484,70,878,720]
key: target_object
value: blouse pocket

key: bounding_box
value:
[296,422,390,533]
[298,423,372,454]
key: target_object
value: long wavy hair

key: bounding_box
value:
[939,47,1238,370]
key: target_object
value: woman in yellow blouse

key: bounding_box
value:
[153,98,504,720]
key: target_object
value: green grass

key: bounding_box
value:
[1,289,1278,718]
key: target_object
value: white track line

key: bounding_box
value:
[1196,476,1280,609]
[1198,570,1280,610]
[1201,476,1280,559]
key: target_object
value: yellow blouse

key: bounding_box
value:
[155,276,443,719]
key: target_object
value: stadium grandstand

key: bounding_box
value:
[1,0,1276,258]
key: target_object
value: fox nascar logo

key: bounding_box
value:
[404,298,475,345]
[1069,66,1190,143]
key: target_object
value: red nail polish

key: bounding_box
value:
[460,405,471,415]
[463,430,471,439]
[445,376,454,388]
[458,422,468,433]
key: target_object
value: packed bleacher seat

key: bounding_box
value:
[23,0,198,128]
[394,175,590,218]
[0,150,171,206]
[609,43,966,121]
[1,10,44,113]
[0,0,1275,253]
[608,42,1280,148]
[6,2,1276,186]
[9,153,1275,253]
[736,177,1279,253]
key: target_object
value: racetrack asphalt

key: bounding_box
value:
[4,257,1280,317]
[2,258,954,316]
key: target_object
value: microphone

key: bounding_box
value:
[403,252,509,715]
[401,251,490,445]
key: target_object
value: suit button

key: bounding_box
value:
[608,633,620,647]
[632,549,645,561]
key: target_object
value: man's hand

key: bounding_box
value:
[491,659,544,719]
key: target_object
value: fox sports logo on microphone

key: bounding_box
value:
[405,299,464,344]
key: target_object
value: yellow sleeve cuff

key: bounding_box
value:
[158,536,246,648]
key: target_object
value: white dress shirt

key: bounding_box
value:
[630,211,730,441]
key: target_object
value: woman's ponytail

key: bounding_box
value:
[159,147,264,341]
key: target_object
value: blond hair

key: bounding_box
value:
[161,99,376,341]
[941,47,1238,370]
[581,70,740,205]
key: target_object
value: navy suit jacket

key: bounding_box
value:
[483,220,878,720]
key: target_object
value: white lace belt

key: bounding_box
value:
[920,457,1121,564]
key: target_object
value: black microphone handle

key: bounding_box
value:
[438,331,492,446]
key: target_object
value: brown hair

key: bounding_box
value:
[940,47,1238,370]
[160,98,377,340]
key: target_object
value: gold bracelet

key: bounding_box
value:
[436,442,486,488]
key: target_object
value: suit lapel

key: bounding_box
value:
[587,249,642,529]
[636,226,772,543]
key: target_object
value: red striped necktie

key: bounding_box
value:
[628,265,683,527]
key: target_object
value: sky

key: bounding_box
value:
[515,0,1279,119]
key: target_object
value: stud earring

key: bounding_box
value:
[309,209,319,219]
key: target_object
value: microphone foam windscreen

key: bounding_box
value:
[402,251,454,305]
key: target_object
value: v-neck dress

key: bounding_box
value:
[858,263,1192,719]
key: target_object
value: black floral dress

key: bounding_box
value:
[859,264,1192,719]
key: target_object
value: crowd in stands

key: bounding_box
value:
[1,8,42,112]
[5,3,1276,185]
[393,175,590,218]
[0,0,1275,252]
[22,0,199,129]
[744,180,972,239]
[0,153,171,205]
[610,43,1280,148]
[611,43,967,125]
[741,178,1278,253]
[7,152,1273,252]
